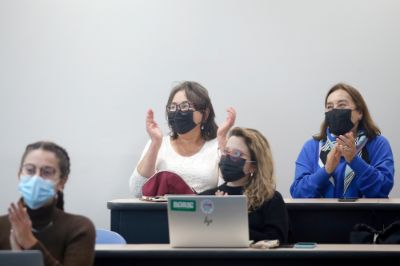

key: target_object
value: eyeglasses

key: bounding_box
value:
[21,164,57,179]
[220,148,255,163]
[167,101,195,113]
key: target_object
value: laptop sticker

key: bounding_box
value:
[170,199,196,212]
[200,199,214,214]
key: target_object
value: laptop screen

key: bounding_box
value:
[167,195,250,247]
[0,250,44,266]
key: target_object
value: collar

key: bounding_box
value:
[222,182,245,195]
[21,198,57,232]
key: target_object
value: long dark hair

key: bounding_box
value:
[19,141,70,210]
[314,83,381,140]
[166,81,218,140]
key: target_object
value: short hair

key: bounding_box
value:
[166,81,218,140]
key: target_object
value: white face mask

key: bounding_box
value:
[18,175,56,209]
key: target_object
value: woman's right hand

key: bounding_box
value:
[146,109,163,144]
[9,230,22,250]
[8,202,38,250]
[325,144,342,174]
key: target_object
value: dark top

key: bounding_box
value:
[0,200,95,266]
[201,183,289,243]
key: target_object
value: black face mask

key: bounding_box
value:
[219,155,246,182]
[168,110,197,134]
[325,109,355,136]
[168,112,177,132]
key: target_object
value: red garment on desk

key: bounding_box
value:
[142,171,196,196]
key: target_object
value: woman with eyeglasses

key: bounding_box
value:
[129,81,236,197]
[0,141,95,266]
[290,83,394,198]
[201,127,289,243]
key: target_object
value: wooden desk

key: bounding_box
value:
[95,244,400,266]
[108,198,400,244]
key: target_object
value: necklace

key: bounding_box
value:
[32,221,54,233]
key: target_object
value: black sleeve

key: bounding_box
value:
[249,191,289,244]
[199,188,218,195]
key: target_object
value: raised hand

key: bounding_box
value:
[146,109,163,144]
[8,202,37,250]
[217,107,236,149]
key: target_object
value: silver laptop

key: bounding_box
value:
[167,195,250,247]
[0,250,44,266]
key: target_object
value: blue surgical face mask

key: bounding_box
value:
[18,175,56,210]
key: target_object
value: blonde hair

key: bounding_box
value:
[229,127,276,210]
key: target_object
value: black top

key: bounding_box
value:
[201,183,289,243]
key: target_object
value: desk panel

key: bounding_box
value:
[286,199,400,243]
[95,244,400,266]
[108,198,400,244]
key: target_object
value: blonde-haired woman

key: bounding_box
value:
[201,127,289,243]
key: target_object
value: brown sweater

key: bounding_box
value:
[0,201,95,266]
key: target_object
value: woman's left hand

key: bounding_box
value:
[217,107,236,149]
[8,202,38,250]
[336,132,357,163]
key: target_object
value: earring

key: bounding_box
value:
[250,172,254,177]
[201,123,205,131]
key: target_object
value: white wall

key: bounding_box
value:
[0,0,399,229]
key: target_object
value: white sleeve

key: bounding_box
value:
[129,139,153,198]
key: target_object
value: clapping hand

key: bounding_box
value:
[325,144,342,174]
[336,132,357,163]
[146,109,163,144]
[8,202,37,250]
[217,107,236,149]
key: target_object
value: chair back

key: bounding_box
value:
[96,229,127,244]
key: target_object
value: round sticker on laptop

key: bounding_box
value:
[200,199,214,214]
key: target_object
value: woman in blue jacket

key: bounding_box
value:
[290,83,394,198]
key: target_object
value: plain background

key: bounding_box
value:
[0,0,399,229]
